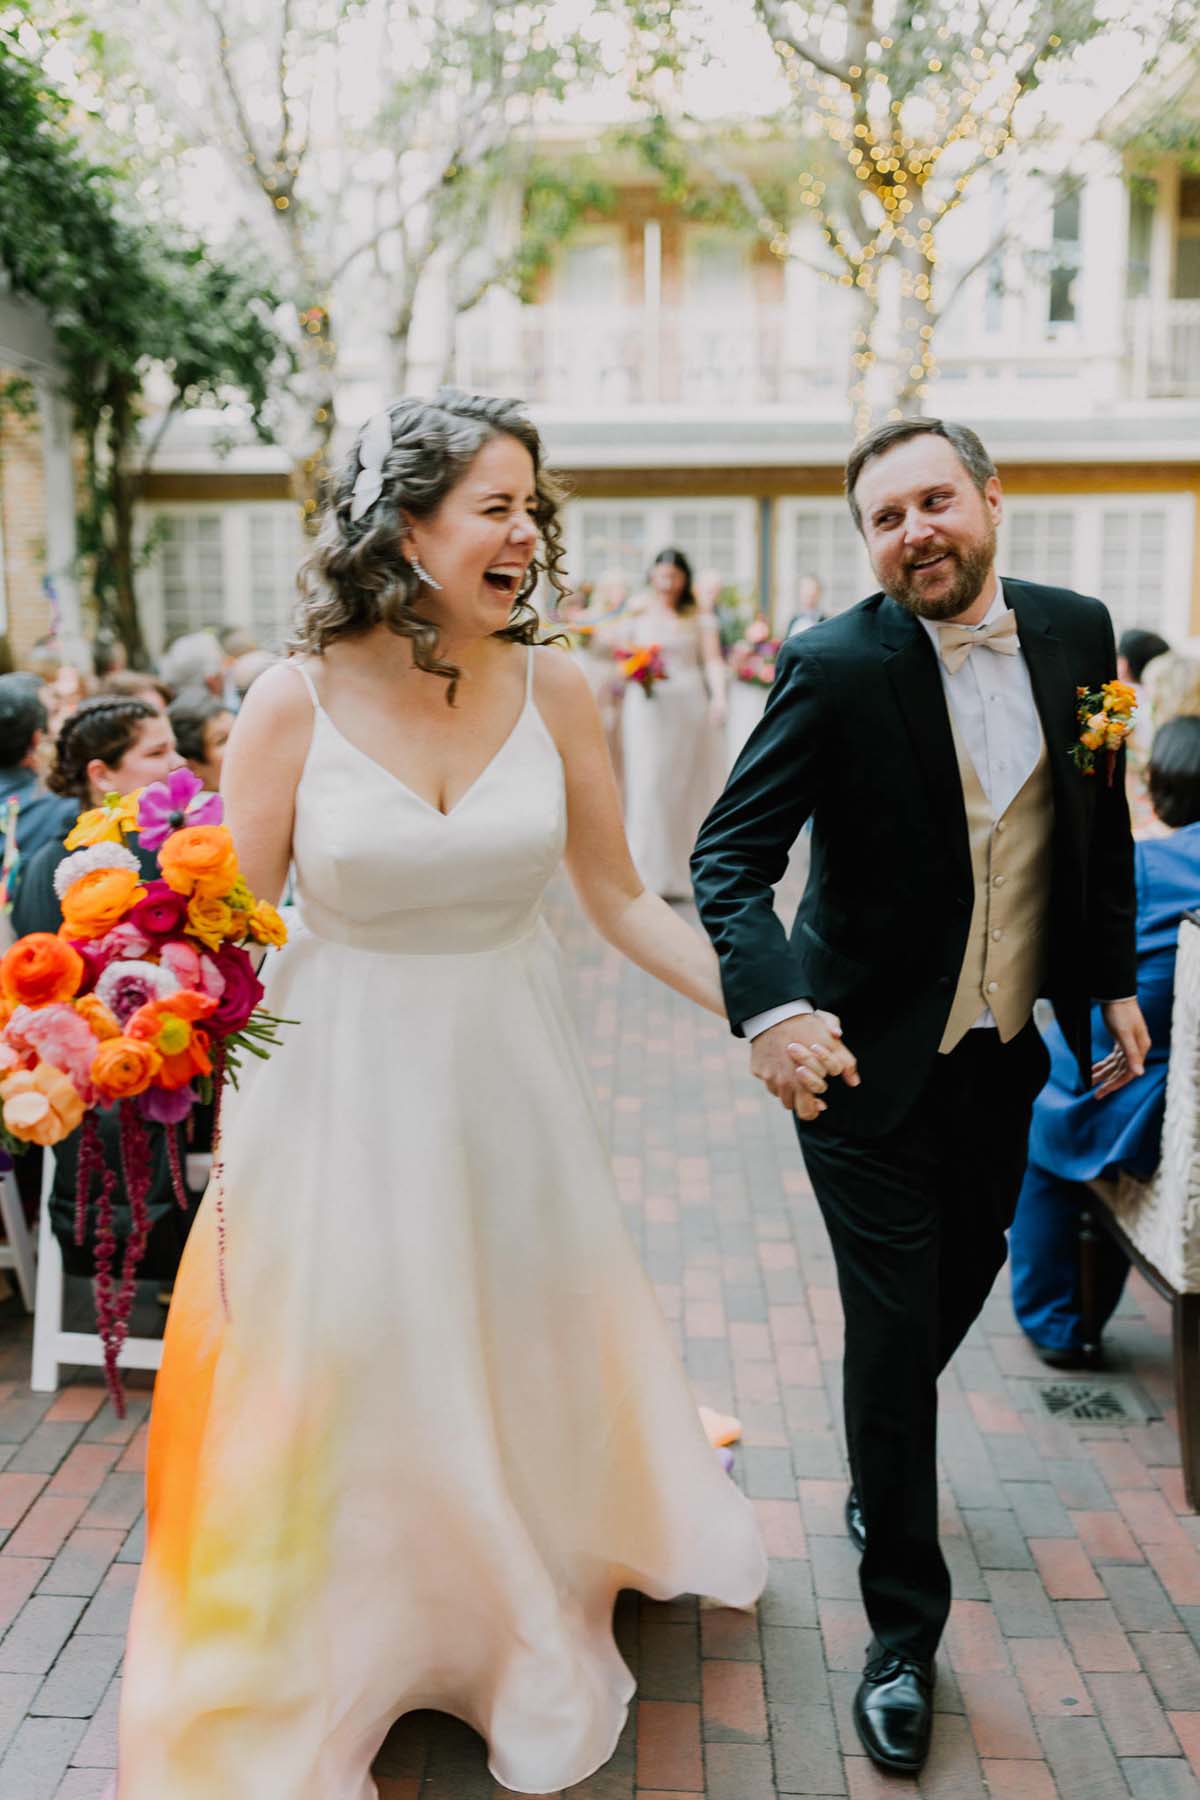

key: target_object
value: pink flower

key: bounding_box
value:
[86,921,154,971]
[207,944,264,1033]
[7,1003,101,1105]
[137,769,223,851]
[158,940,227,1000]
[128,881,189,941]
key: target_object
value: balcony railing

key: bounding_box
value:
[454,300,1200,411]
[1131,297,1200,399]
[454,304,847,409]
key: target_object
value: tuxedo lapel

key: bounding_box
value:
[877,596,973,894]
[1005,580,1085,854]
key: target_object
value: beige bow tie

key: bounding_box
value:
[937,608,1020,675]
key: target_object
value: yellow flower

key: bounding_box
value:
[64,790,144,851]
[227,876,255,913]
[1081,726,1106,751]
[185,894,236,950]
[247,900,287,948]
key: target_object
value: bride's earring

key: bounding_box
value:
[408,555,443,591]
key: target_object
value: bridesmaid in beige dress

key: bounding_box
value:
[621,547,728,899]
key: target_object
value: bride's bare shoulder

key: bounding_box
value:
[228,659,320,752]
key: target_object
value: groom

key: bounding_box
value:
[691,419,1146,1775]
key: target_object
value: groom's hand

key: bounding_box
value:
[750,1012,859,1119]
[1093,997,1151,1099]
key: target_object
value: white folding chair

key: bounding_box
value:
[0,1168,35,1311]
[30,1145,210,1393]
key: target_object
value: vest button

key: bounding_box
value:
[992,928,1003,941]
[987,980,999,993]
[993,875,1006,888]
[996,820,1007,833]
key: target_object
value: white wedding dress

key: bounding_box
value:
[113,646,766,1798]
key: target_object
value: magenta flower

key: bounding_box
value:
[207,944,264,1033]
[138,1082,196,1125]
[137,769,223,851]
[128,881,189,941]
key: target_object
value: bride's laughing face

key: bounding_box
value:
[402,435,540,639]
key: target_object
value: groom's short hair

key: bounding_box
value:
[845,419,997,532]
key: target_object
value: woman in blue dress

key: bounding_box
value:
[1009,715,1200,1367]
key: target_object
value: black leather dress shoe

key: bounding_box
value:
[1030,1338,1107,1372]
[845,1486,866,1554]
[852,1644,934,1775]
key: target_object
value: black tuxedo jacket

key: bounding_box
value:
[691,579,1138,1138]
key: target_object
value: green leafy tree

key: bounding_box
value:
[0,28,287,660]
[55,0,612,522]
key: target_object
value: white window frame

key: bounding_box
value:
[774,498,873,627]
[563,498,758,600]
[135,500,303,657]
[999,493,1195,643]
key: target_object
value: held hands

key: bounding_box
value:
[749,1012,860,1122]
[1092,997,1152,1100]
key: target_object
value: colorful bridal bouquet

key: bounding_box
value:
[615,643,668,697]
[0,768,290,1409]
[728,616,781,689]
[1072,679,1138,785]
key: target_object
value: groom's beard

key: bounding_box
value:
[883,523,997,622]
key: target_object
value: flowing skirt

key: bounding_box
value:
[114,919,766,1796]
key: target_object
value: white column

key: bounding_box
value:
[1079,159,1127,402]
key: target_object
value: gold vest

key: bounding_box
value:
[939,713,1055,1055]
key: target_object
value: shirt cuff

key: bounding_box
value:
[743,1000,815,1040]
[1099,996,1137,1005]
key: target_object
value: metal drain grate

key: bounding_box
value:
[1032,1379,1154,1424]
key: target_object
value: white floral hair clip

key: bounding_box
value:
[349,408,393,523]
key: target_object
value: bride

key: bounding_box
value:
[111,391,816,1797]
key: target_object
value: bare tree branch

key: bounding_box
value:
[753,0,856,88]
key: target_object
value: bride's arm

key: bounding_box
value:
[219,663,315,906]
[535,647,726,1015]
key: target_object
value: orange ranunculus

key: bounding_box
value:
[127,990,218,1089]
[158,826,240,901]
[75,994,121,1041]
[91,1035,163,1103]
[0,1061,85,1146]
[59,867,147,941]
[247,900,287,948]
[1,933,85,1008]
[185,894,236,951]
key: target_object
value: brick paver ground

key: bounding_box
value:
[0,878,1197,1797]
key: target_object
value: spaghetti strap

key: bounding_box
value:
[290,659,322,712]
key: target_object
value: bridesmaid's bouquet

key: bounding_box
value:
[728,616,781,689]
[615,643,668,697]
[0,768,291,1407]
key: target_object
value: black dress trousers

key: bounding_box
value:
[797,1020,1050,1660]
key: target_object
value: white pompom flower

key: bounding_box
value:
[53,842,142,902]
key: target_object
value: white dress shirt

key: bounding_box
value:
[744,582,1042,1040]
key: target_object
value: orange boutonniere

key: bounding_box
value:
[1072,679,1137,785]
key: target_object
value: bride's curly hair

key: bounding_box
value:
[294,388,570,702]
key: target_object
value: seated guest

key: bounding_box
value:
[1117,628,1169,693]
[12,696,206,1284]
[1010,717,1200,1367]
[13,696,175,934]
[158,629,223,700]
[0,676,78,904]
[99,668,172,713]
[167,688,234,793]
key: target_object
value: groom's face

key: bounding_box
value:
[855,437,1003,621]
